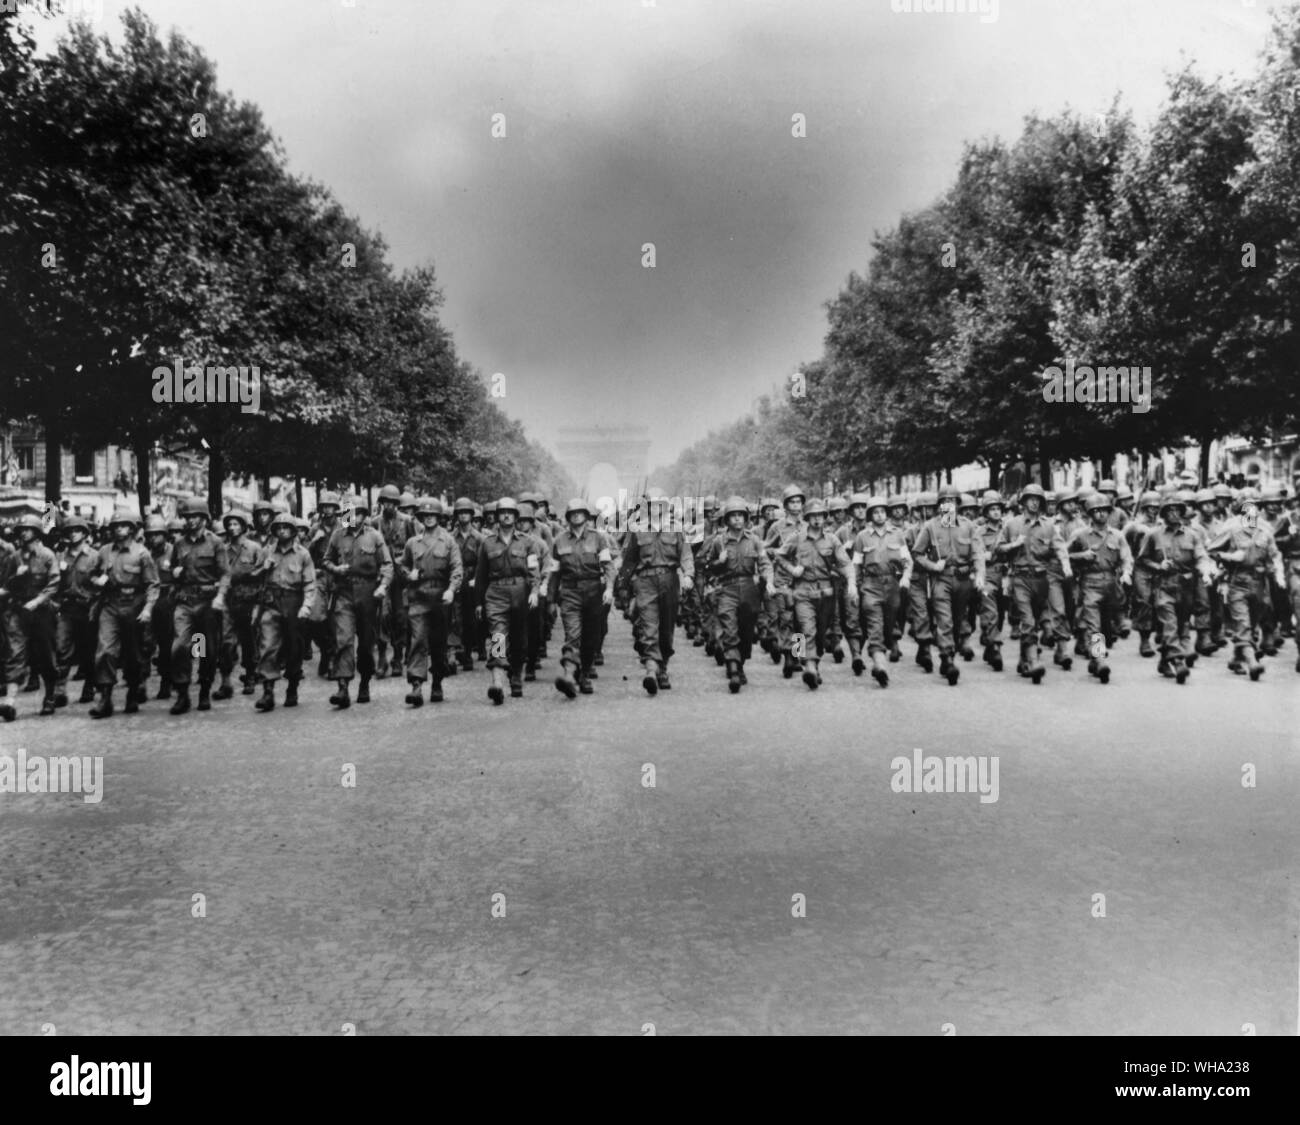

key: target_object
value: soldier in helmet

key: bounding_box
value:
[322,496,394,708]
[0,513,61,720]
[619,487,695,695]
[993,483,1072,684]
[1206,488,1284,681]
[515,501,551,681]
[400,497,463,706]
[704,495,773,693]
[220,508,262,699]
[167,498,231,714]
[1192,487,1227,656]
[375,483,413,680]
[141,514,176,699]
[548,498,616,698]
[835,493,871,672]
[1066,494,1133,684]
[763,484,807,678]
[849,495,912,687]
[448,497,483,671]
[771,498,856,690]
[1273,486,1300,672]
[252,510,318,711]
[1126,490,1162,657]
[251,500,276,547]
[475,497,541,704]
[1134,492,1214,684]
[911,484,985,685]
[974,491,1008,670]
[81,508,160,718]
[307,491,342,678]
[53,514,99,708]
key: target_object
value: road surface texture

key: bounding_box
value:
[1,619,1296,1035]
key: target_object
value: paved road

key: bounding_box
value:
[1,621,1296,1035]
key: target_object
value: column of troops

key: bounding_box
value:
[0,474,1296,720]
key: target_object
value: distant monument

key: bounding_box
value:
[554,426,651,513]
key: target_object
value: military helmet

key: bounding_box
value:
[1193,488,1216,506]
[517,501,536,520]
[1175,489,1197,507]
[143,514,167,534]
[914,490,935,508]
[848,492,870,508]
[166,517,184,534]
[828,495,848,513]
[271,509,297,531]
[1116,485,1135,504]
[378,484,402,503]
[496,497,519,515]
[702,495,719,512]
[959,492,977,509]
[1238,487,1260,504]
[63,515,89,533]
[108,506,139,528]
[1159,491,1188,510]
[1056,488,1077,506]
[803,497,828,516]
[317,491,341,510]
[483,500,498,515]
[1211,483,1233,501]
[1019,483,1045,502]
[349,494,369,514]
[865,494,889,514]
[517,490,539,505]
[1098,479,1118,494]
[1138,490,1160,508]
[223,508,250,529]
[759,497,779,512]
[980,490,1004,510]
[781,484,806,504]
[251,499,275,516]
[1044,490,1058,505]
[1085,494,1112,512]
[180,498,209,519]
[721,495,749,518]
[1260,484,1285,504]
[747,503,760,519]
[415,496,442,516]
[936,484,961,503]
[887,494,910,512]
[563,497,591,519]
[453,496,475,515]
[16,513,45,532]
[399,491,417,509]
[295,515,310,531]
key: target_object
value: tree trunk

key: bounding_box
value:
[987,456,1001,494]
[134,433,152,515]
[207,442,224,520]
[259,471,272,502]
[294,476,304,517]
[1199,433,1213,486]
[43,415,62,503]
[1039,444,1052,489]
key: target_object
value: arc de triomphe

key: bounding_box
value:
[554,426,651,513]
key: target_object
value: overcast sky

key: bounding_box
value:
[37,0,1281,471]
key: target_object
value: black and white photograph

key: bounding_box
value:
[0,0,1296,1080]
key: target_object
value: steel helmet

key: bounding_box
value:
[781,484,806,504]
[166,517,184,534]
[517,501,536,520]
[483,500,498,515]
[251,499,275,516]
[1159,492,1188,510]
[1085,494,1112,512]
[865,495,889,514]
[848,492,870,508]
[701,495,719,512]
[959,493,977,509]
[759,497,778,512]
[1238,487,1260,504]
[1043,491,1058,505]
[223,508,250,529]
[1260,484,1285,504]
[1116,485,1134,504]
[496,497,519,515]
[917,490,937,508]
[414,496,442,516]
[1211,483,1233,501]
[317,491,341,510]
[980,490,1004,510]
[564,498,592,519]
[936,484,961,503]
[348,494,369,514]
[1019,484,1045,503]
[143,514,167,534]
[1175,489,1197,507]
[1098,479,1118,494]
[106,506,138,528]
[180,498,209,519]
[16,513,45,532]
[1138,490,1160,509]
[720,495,749,518]
[295,515,310,531]
[828,495,848,513]
[270,509,297,531]
[804,498,828,516]
[453,496,475,515]
[887,495,910,512]
[398,491,417,509]
[63,515,89,533]
[378,484,402,503]
[1193,488,1216,506]
[747,503,759,519]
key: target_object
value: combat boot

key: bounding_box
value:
[375,651,390,679]
[487,667,505,705]
[255,683,276,712]
[642,659,659,696]
[1053,639,1072,671]
[154,679,171,701]
[959,638,975,662]
[1139,631,1155,657]
[79,680,97,703]
[1173,656,1190,685]
[888,639,901,663]
[89,686,114,719]
[831,644,845,664]
[657,666,672,690]
[915,642,933,674]
[1018,639,1044,684]
[1244,646,1265,682]
[23,670,39,692]
[39,693,57,716]
[429,677,444,703]
[987,641,1004,672]
[726,660,742,694]
[850,640,865,676]
[124,683,140,714]
[939,652,959,686]
[458,650,474,672]
[1195,631,1217,658]
[801,659,819,690]
[870,650,889,688]
[1073,632,1089,658]
[0,687,13,723]
[317,653,331,679]
[197,682,213,711]
[212,673,234,701]
[524,663,537,683]
[555,662,578,699]
[329,680,351,709]
[508,670,523,698]
[241,673,256,696]
[356,677,371,704]
[169,688,191,715]
[284,680,299,707]
[578,670,594,695]
[392,655,404,680]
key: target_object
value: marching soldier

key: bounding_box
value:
[1206,488,1284,681]
[911,484,985,685]
[53,515,99,708]
[772,498,856,690]
[619,487,696,695]
[975,491,1008,670]
[548,498,615,698]
[1134,491,1214,684]
[168,498,230,714]
[993,483,1072,684]
[220,508,261,698]
[836,493,871,673]
[0,514,61,720]
[1192,487,1227,655]
[1126,490,1162,657]
[515,501,551,681]
[475,497,541,704]
[253,510,317,711]
[449,497,483,671]
[401,497,463,707]
[849,495,913,687]
[142,514,175,699]
[322,497,394,708]
[85,508,160,719]
[1274,490,1300,672]
[375,483,413,679]
[1066,493,1133,683]
[763,484,807,677]
[308,491,342,678]
[250,500,276,547]
[704,495,773,693]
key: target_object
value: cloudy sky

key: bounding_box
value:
[37,0,1281,471]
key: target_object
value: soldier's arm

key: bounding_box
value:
[1117,532,1134,584]
[448,537,464,596]
[617,533,639,584]
[1065,529,1091,563]
[911,523,938,571]
[300,551,318,616]
[598,540,617,599]
[898,541,914,587]
[971,526,986,588]
[474,544,490,606]
[1050,524,1071,577]
[140,550,160,616]
[213,539,232,599]
[376,541,395,593]
[832,537,855,588]
[30,551,61,606]
[679,535,695,581]
[756,536,775,588]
